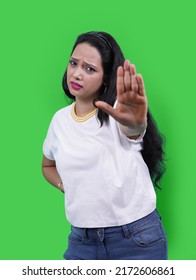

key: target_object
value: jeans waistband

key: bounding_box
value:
[71,209,159,241]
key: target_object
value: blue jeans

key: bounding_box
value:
[64,210,168,260]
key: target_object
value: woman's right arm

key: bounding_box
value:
[42,155,64,192]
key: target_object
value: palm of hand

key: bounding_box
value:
[95,60,147,128]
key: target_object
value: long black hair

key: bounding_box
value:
[62,31,165,188]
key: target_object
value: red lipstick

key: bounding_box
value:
[71,82,82,90]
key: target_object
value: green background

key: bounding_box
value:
[0,0,195,260]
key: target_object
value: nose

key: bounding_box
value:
[73,67,82,80]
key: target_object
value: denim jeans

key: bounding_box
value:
[64,210,168,260]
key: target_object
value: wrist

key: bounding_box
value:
[119,122,147,137]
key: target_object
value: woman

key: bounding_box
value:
[42,31,167,260]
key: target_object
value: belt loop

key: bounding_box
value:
[122,224,131,239]
[82,229,88,241]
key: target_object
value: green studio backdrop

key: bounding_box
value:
[0,0,196,260]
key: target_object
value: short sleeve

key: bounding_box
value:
[126,129,146,143]
[43,118,55,161]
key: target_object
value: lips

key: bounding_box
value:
[70,82,82,90]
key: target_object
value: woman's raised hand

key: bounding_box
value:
[95,60,147,128]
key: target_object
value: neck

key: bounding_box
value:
[74,99,96,117]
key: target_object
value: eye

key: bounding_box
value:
[69,59,76,67]
[86,66,96,73]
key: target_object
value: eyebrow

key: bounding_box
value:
[70,56,98,69]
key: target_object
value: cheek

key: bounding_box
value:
[66,71,72,91]
[95,75,104,89]
[66,65,74,79]
[89,77,102,89]
[66,69,71,81]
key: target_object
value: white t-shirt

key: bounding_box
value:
[43,103,156,228]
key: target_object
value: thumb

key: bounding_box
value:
[94,101,116,118]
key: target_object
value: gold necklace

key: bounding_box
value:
[71,103,97,122]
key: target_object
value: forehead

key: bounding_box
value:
[72,43,102,66]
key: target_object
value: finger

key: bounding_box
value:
[130,64,138,93]
[123,60,131,92]
[117,66,125,96]
[136,74,145,96]
[130,63,136,75]
[132,76,139,93]
[94,100,118,119]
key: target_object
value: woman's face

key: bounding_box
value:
[67,43,104,102]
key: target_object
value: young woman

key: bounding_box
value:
[42,31,167,260]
